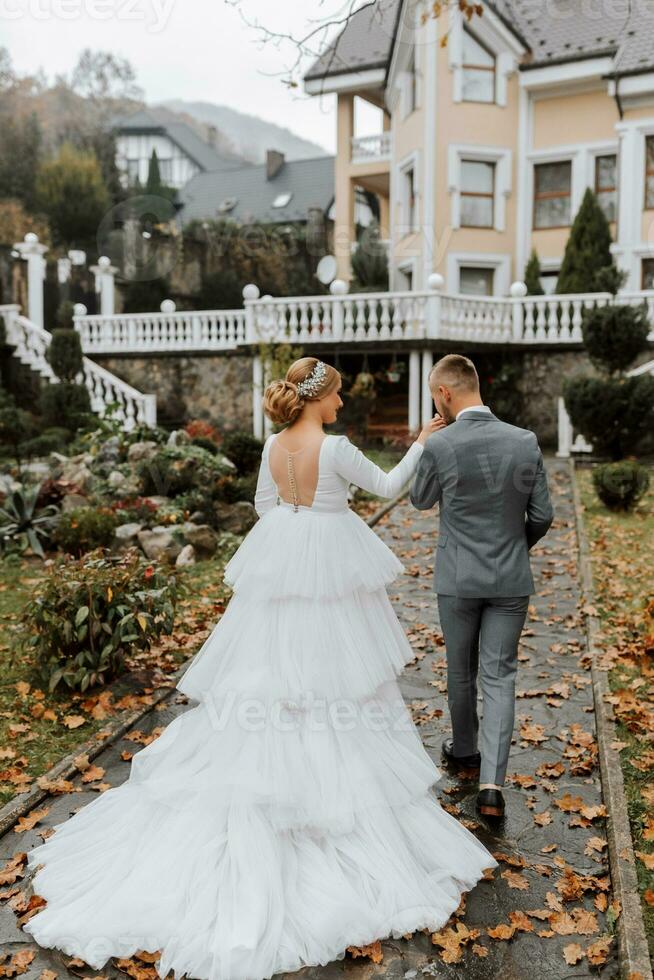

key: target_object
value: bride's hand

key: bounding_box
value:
[417,415,447,445]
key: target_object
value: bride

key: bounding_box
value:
[22,357,496,980]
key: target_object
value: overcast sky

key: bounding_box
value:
[2,0,386,154]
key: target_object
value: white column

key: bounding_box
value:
[615,121,642,290]
[13,233,47,329]
[422,10,438,288]
[408,350,421,432]
[329,278,348,341]
[243,283,260,344]
[556,397,572,459]
[90,256,118,316]
[252,354,264,440]
[510,280,527,341]
[421,349,434,424]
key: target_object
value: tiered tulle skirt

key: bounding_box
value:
[22,503,496,980]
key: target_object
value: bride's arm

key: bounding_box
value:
[332,435,425,500]
[253,436,277,516]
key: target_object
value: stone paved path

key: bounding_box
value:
[2,461,617,980]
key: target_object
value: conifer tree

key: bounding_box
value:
[556,188,613,293]
[524,249,544,295]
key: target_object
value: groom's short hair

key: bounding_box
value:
[431,354,479,392]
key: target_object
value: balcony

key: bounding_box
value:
[350,132,392,165]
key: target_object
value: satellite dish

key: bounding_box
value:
[316,254,338,285]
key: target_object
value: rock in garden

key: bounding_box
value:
[213,501,257,534]
[137,526,182,561]
[176,544,196,567]
[61,493,91,512]
[127,441,159,464]
[181,523,218,558]
[0,473,21,494]
[167,430,190,447]
[95,436,121,465]
[21,461,51,482]
[113,522,144,552]
[59,461,94,493]
[107,470,128,490]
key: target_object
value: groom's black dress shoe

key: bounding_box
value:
[441,738,481,775]
[477,788,505,818]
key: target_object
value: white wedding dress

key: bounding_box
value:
[22,432,496,980]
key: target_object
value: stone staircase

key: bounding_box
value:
[0,305,156,429]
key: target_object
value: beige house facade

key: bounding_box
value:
[304,0,654,296]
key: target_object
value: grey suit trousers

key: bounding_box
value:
[438,593,529,786]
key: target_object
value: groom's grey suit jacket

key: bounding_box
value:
[410,411,554,597]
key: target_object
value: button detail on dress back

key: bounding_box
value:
[287,454,299,512]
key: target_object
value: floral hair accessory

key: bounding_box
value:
[296,360,327,398]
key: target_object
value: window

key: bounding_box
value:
[642,258,654,289]
[533,161,572,229]
[646,136,654,209]
[462,29,495,103]
[403,166,417,232]
[540,270,560,295]
[459,266,494,295]
[595,155,617,222]
[272,192,293,208]
[218,197,238,213]
[158,158,173,183]
[461,160,494,228]
[126,159,140,183]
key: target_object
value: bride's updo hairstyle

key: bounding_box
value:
[263,357,340,426]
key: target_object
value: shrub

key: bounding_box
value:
[47,327,84,382]
[53,507,118,556]
[592,461,650,511]
[0,484,59,558]
[0,389,35,462]
[191,436,219,455]
[220,472,258,505]
[563,374,654,460]
[185,419,221,445]
[41,381,92,431]
[110,496,160,525]
[221,431,264,474]
[55,300,75,331]
[581,303,651,375]
[21,427,71,458]
[20,548,178,692]
[138,444,233,497]
[351,219,389,292]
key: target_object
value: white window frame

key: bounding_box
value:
[397,150,420,236]
[395,257,418,291]
[446,252,511,296]
[527,141,619,233]
[448,144,512,232]
[448,6,520,108]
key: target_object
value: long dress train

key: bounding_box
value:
[21,431,496,980]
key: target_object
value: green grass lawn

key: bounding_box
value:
[0,552,232,809]
[577,466,654,956]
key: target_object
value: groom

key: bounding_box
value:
[410,354,553,818]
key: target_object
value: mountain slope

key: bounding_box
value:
[157,99,327,164]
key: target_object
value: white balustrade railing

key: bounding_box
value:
[66,286,654,354]
[76,308,247,354]
[350,132,392,164]
[440,295,514,343]
[249,291,432,345]
[1,306,155,430]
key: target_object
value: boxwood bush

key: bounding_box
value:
[138,444,234,498]
[592,460,650,512]
[21,548,178,692]
[53,507,119,556]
